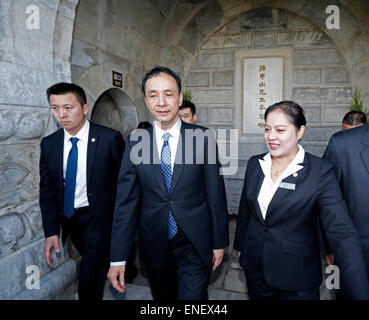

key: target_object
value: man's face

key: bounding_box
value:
[49,93,88,136]
[179,107,197,124]
[144,72,182,130]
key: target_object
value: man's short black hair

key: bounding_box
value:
[179,100,196,115]
[46,82,87,107]
[141,66,182,96]
[342,111,367,126]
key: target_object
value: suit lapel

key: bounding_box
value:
[86,123,97,185]
[251,161,267,225]
[150,126,169,196]
[360,125,369,175]
[57,129,64,189]
[265,157,309,222]
[169,123,185,196]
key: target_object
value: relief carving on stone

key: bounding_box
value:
[0,148,39,208]
[0,109,48,142]
[0,202,43,258]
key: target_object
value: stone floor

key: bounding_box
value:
[102,215,335,300]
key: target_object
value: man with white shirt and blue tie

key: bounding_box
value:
[108,66,229,300]
[39,83,125,300]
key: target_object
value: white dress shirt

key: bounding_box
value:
[154,118,182,172]
[257,145,305,220]
[110,118,182,267]
[63,119,90,209]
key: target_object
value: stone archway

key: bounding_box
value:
[91,88,139,139]
[159,2,366,215]
[160,0,369,105]
[182,8,354,140]
[74,62,147,138]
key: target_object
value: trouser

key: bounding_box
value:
[146,227,210,300]
[62,207,110,300]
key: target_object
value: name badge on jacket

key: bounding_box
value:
[279,182,296,190]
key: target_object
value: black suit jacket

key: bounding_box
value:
[110,121,229,269]
[39,122,125,241]
[233,151,369,299]
[324,124,369,275]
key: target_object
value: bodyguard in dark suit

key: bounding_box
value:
[108,66,229,300]
[39,83,125,300]
[324,123,369,280]
[234,101,369,300]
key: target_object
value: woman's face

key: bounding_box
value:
[264,109,305,158]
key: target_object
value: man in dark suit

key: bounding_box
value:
[39,82,125,300]
[179,100,197,124]
[342,111,367,130]
[324,123,369,281]
[107,66,229,300]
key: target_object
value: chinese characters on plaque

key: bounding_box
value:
[243,57,283,134]
[258,65,267,128]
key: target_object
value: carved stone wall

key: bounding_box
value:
[0,0,79,299]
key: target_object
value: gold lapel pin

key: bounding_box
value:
[91,138,96,143]
[293,172,298,177]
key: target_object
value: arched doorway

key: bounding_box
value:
[91,88,139,139]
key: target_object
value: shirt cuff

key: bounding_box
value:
[110,261,126,267]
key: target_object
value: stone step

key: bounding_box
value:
[103,281,248,300]
[103,282,153,300]
[209,288,248,300]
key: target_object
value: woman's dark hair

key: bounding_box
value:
[141,66,182,96]
[264,101,306,129]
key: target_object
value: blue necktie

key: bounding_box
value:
[63,137,79,218]
[161,132,178,239]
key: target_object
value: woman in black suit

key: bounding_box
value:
[233,101,369,300]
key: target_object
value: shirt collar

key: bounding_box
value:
[154,118,182,142]
[64,119,90,143]
[259,144,305,184]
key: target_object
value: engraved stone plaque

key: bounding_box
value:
[243,57,283,134]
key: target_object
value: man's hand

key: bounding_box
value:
[212,249,224,271]
[325,253,334,266]
[44,235,60,268]
[107,266,126,293]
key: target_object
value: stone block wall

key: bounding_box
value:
[0,0,78,299]
[183,8,350,213]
